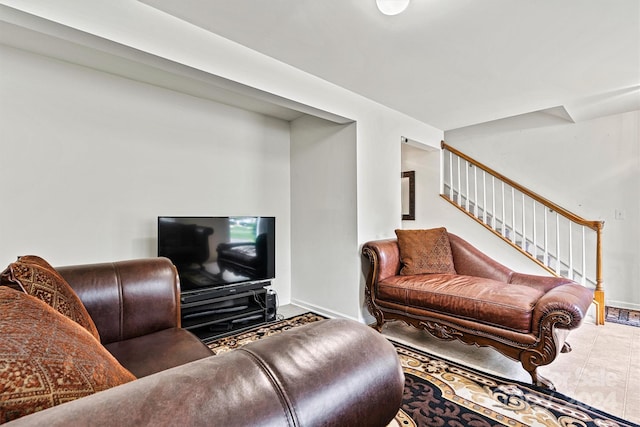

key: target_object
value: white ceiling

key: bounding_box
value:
[140,0,639,130]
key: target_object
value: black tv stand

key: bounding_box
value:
[180,282,274,342]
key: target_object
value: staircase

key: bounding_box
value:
[440,141,605,324]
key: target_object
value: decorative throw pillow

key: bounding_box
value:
[395,227,457,275]
[0,287,136,423]
[0,255,100,341]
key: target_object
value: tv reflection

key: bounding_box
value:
[158,216,274,291]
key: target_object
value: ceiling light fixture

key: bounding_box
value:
[376,0,410,16]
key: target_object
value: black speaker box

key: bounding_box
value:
[265,290,277,322]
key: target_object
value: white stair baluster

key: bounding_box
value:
[491,176,496,229]
[474,166,478,217]
[521,192,526,251]
[581,226,587,286]
[555,212,561,275]
[544,208,549,267]
[533,201,537,259]
[569,222,574,280]
[501,182,506,238]
[482,171,487,224]
[511,187,516,243]
[449,151,454,199]
[457,156,462,207]
[465,160,470,211]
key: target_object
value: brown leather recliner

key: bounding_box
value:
[362,232,594,389]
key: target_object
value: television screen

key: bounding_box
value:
[158,216,275,293]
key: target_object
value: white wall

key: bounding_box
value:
[290,116,358,319]
[0,2,443,322]
[402,145,441,229]
[444,110,640,310]
[0,45,293,301]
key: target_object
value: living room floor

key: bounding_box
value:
[278,304,640,424]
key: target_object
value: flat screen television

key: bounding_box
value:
[158,216,275,294]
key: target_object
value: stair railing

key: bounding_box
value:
[440,141,605,324]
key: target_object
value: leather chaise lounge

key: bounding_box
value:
[362,227,594,389]
[1,256,404,426]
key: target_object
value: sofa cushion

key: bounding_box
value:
[378,274,546,333]
[0,256,100,341]
[0,287,136,423]
[104,328,213,378]
[395,228,457,276]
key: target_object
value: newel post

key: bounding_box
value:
[594,221,605,325]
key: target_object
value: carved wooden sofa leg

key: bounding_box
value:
[528,368,556,390]
[370,320,384,332]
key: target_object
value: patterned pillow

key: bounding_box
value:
[395,228,457,275]
[0,287,136,423]
[0,256,100,341]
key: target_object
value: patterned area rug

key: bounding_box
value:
[606,306,640,327]
[207,313,637,427]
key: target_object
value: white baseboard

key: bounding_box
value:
[606,300,640,311]
[289,298,365,323]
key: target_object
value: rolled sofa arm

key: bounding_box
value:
[362,239,401,282]
[531,283,594,330]
[6,319,405,427]
[56,258,180,345]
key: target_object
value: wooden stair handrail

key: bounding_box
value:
[442,141,603,231]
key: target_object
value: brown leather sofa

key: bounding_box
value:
[4,258,404,426]
[362,231,594,390]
